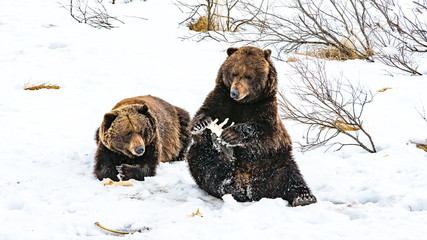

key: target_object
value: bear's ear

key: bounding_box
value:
[136,105,149,115]
[137,105,157,129]
[227,47,238,56]
[102,113,117,132]
[264,49,272,60]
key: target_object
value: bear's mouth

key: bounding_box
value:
[121,149,140,159]
[231,93,248,102]
[235,94,247,101]
[134,152,144,157]
[230,91,247,102]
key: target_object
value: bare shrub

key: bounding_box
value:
[178,0,220,32]
[177,0,261,40]
[182,0,425,75]
[243,0,424,73]
[372,43,422,75]
[227,0,376,61]
[417,102,427,123]
[371,0,427,53]
[62,0,124,29]
[369,0,426,75]
[279,59,377,153]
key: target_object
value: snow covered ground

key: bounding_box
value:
[1,0,427,239]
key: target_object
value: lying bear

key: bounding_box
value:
[188,46,317,206]
[94,95,190,181]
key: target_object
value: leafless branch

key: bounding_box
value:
[417,101,427,123]
[177,0,263,41]
[370,0,427,52]
[368,0,425,75]
[61,0,124,29]
[227,0,376,61]
[279,59,377,153]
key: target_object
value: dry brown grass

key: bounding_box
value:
[24,82,60,91]
[334,119,360,131]
[189,16,208,32]
[410,139,427,152]
[377,87,392,93]
[294,38,374,61]
[286,56,298,62]
[188,16,219,32]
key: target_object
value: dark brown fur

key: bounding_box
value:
[94,95,190,181]
[187,47,316,206]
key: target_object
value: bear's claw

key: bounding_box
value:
[220,126,244,147]
[116,164,145,181]
[116,165,126,180]
[291,193,317,207]
[191,116,212,134]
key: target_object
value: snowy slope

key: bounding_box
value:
[1,0,427,239]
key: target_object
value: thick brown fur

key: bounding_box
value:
[187,46,316,207]
[94,95,190,181]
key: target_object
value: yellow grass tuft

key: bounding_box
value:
[24,82,60,91]
[189,16,208,32]
[187,208,203,218]
[377,87,392,92]
[334,119,360,131]
[287,56,298,62]
[188,16,220,32]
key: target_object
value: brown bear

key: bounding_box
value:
[188,46,317,207]
[94,95,190,181]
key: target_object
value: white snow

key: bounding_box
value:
[1,0,427,239]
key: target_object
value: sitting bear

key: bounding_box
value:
[188,46,317,206]
[94,95,190,181]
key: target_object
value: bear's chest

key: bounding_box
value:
[228,103,260,123]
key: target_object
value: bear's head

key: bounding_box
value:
[98,104,157,158]
[217,46,277,103]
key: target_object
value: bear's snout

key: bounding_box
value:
[134,146,145,156]
[230,80,249,101]
[230,89,239,100]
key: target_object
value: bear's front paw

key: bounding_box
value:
[190,115,212,134]
[220,126,244,147]
[116,164,145,181]
[291,193,317,207]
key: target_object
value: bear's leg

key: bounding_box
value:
[172,107,191,161]
[94,145,120,181]
[94,162,120,182]
[188,133,235,198]
[283,168,317,207]
[94,164,120,181]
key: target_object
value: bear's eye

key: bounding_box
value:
[231,72,238,77]
[245,75,252,80]
[125,132,132,139]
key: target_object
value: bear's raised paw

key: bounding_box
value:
[291,193,317,207]
[190,116,212,134]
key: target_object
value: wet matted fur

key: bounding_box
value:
[94,95,190,181]
[188,47,317,207]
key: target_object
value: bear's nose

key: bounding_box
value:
[230,89,239,99]
[135,146,145,156]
